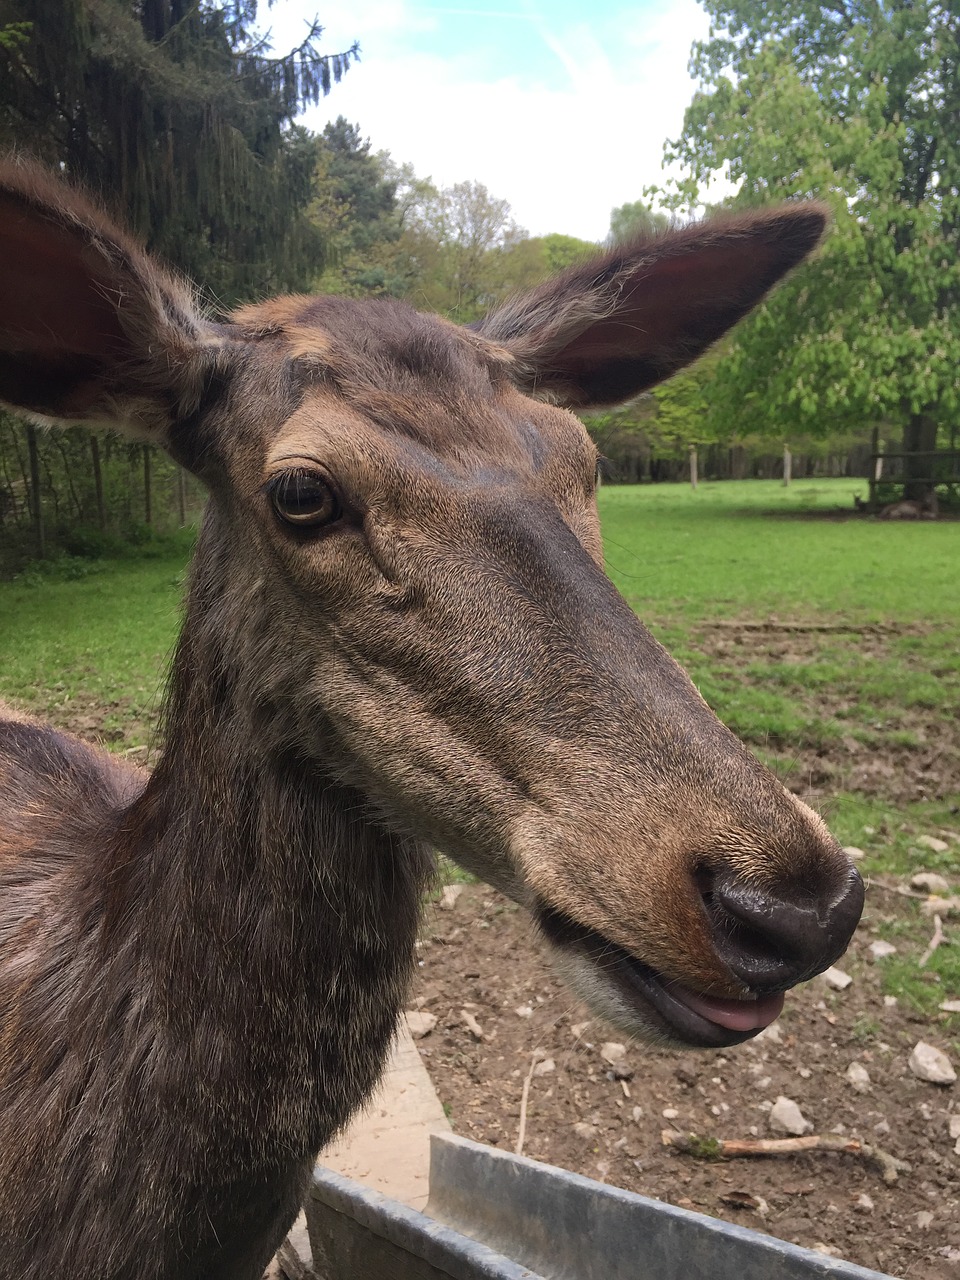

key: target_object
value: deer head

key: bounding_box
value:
[0,161,861,1051]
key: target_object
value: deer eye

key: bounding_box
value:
[268,469,341,528]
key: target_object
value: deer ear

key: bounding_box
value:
[476,206,827,408]
[0,159,222,440]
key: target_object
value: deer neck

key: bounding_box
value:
[100,576,432,1159]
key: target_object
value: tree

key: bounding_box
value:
[608,199,669,244]
[0,0,357,299]
[310,119,407,297]
[396,179,529,321]
[658,2,960,496]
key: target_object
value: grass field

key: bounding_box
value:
[1,477,958,1013]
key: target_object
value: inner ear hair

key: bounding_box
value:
[0,156,215,435]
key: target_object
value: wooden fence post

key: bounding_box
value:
[26,425,45,557]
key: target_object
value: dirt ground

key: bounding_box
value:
[413,880,960,1280]
[687,620,960,807]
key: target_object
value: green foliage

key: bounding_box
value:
[654,2,960,449]
[608,198,669,244]
[398,178,531,321]
[310,119,410,298]
[536,232,599,273]
[650,349,725,449]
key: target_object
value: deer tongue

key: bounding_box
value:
[670,986,785,1033]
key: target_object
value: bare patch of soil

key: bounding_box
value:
[28,692,156,765]
[414,884,960,1280]
[691,622,960,806]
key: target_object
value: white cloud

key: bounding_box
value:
[269,0,713,241]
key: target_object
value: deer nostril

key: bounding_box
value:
[700,866,864,992]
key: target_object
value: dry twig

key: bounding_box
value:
[866,880,928,901]
[661,1129,910,1185]
[515,1054,539,1157]
[918,914,944,968]
[263,1238,317,1280]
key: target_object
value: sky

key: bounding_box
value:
[264,0,717,242]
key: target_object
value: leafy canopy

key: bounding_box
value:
[654,0,959,441]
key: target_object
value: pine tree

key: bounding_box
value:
[0,0,358,300]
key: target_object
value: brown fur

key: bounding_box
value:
[0,156,860,1278]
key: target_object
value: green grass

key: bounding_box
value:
[599,477,960,623]
[0,530,192,745]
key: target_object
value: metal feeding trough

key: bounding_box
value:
[306,1132,894,1280]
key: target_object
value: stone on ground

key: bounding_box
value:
[769,1095,812,1135]
[908,1041,957,1085]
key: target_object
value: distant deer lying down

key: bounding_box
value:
[879,491,939,519]
[0,160,863,1280]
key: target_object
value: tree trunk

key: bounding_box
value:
[783,444,792,486]
[689,445,698,491]
[177,466,187,527]
[91,434,106,531]
[143,445,153,527]
[26,425,45,558]
[902,412,938,501]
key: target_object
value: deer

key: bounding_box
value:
[878,491,939,520]
[0,159,863,1280]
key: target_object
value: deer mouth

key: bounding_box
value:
[536,906,784,1050]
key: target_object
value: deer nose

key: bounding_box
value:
[702,866,864,992]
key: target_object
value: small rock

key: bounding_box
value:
[813,1244,842,1258]
[843,846,866,861]
[514,1005,533,1018]
[949,1116,960,1140]
[911,871,950,893]
[532,1057,555,1076]
[755,1023,783,1045]
[570,1021,591,1040]
[863,826,877,836]
[662,1107,679,1120]
[940,1000,960,1014]
[916,836,950,854]
[600,1042,627,1066]
[908,1041,957,1085]
[916,1211,934,1229]
[797,1067,812,1079]
[769,1096,812,1136]
[821,966,853,991]
[845,1062,871,1093]
[883,995,898,1008]
[874,1119,890,1135]
[439,883,465,909]
[855,1192,875,1213]
[573,1122,598,1139]
[631,1106,644,1122]
[869,940,897,959]
[404,1010,437,1039]
[460,1009,485,1040]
